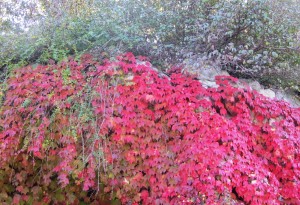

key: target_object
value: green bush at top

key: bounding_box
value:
[0,0,299,90]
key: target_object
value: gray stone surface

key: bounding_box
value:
[201,80,218,88]
[182,58,300,107]
[248,81,262,91]
[258,89,276,99]
[275,89,300,108]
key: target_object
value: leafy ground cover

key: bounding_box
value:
[0,53,299,204]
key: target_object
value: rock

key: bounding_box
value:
[248,81,262,91]
[258,89,276,99]
[200,80,218,88]
[198,67,220,81]
[275,89,300,108]
[275,90,286,101]
[137,60,169,79]
[219,71,230,76]
[183,55,223,82]
[182,56,300,107]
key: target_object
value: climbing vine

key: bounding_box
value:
[0,53,299,204]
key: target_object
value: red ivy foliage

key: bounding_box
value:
[0,53,300,204]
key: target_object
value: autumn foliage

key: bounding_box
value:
[0,53,300,204]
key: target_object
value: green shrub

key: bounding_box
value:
[0,0,299,89]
